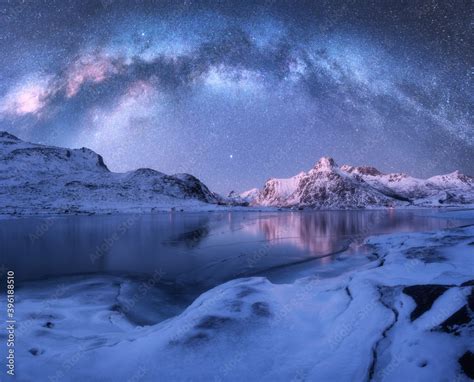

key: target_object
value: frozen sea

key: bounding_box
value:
[0,209,473,381]
[1,209,469,285]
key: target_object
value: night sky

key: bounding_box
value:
[0,0,472,193]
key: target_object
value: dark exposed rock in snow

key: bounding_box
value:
[459,351,474,379]
[403,285,450,321]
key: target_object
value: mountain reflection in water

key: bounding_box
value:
[0,209,466,286]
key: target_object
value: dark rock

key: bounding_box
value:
[403,285,449,321]
[438,306,471,334]
[417,360,428,368]
[343,166,383,177]
[29,348,43,356]
[459,351,474,379]
[43,321,54,329]
[110,304,124,313]
[468,289,474,310]
[96,154,108,169]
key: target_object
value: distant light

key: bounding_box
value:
[229,154,233,159]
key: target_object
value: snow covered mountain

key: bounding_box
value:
[0,131,220,215]
[2,131,472,214]
[341,164,474,206]
[256,157,394,208]
[249,157,474,209]
[227,188,261,205]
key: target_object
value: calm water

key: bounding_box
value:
[0,209,471,287]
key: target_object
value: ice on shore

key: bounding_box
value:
[2,224,473,381]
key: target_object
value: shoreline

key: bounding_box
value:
[1,205,473,220]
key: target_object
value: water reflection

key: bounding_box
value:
[239,210,458,257]
[163,221,210,248]
[0,210,468,286]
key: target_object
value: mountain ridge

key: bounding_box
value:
[240,157,474,209]
[1,131,473,213]
[0,131,221,215]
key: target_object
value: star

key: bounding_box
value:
[0,1,470,195]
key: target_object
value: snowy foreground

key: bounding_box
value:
[5,223,474,381]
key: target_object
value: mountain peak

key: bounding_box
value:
[341,165,383,177]
[0,131,21,141]
[313,157,337,171]
[448,170,462,177]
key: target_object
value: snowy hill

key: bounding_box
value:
[251,157,474,209]
[0,132,220,215]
